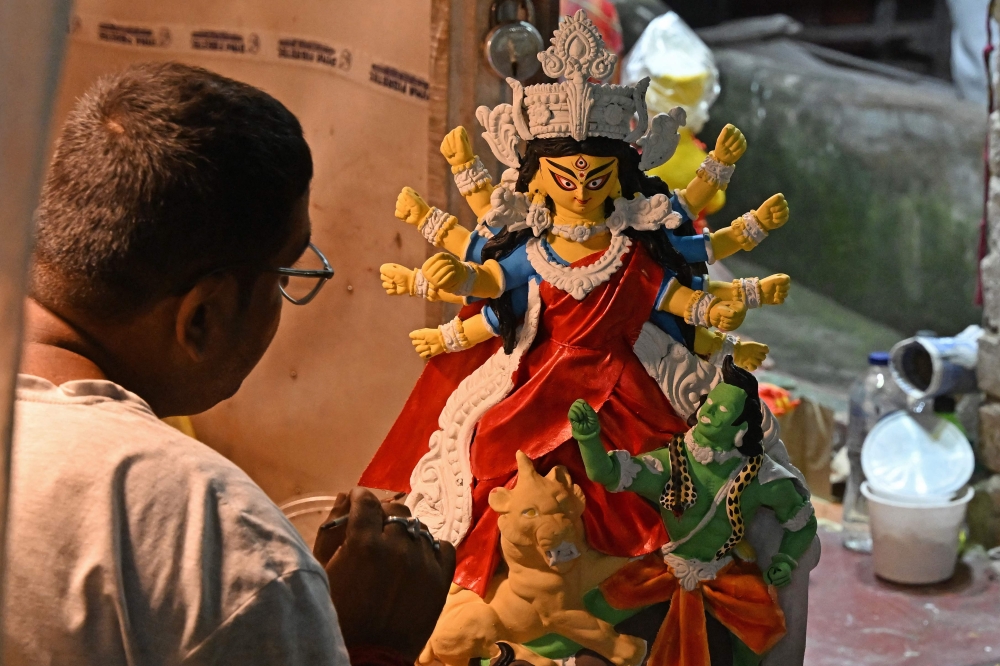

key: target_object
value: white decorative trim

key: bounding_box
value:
[663,554,733,592]
[741,212,769,245]
[406,281,543,545]
[698,155,736,187]
[685,430,744,465]
[640,454,664,474]
[413,269,429,299]
[475,104,522,168]
[550,223,608,242]
[475,12,668,164]
[685,291,714,327]
[675,190,695,221]
[473,222,495,240]
[523,200,553,237]
[450,262,477,297]
[606,194,680,236]
[525,235,632,300]
[740,277,762,308]
[421,208,451,245]
[611,450,642,492]
[483,187,530,231]
[439,317,465,353]
[708,334,739,367]
[637,108,686,171]
[780,502,815,532]
[453,157,491,196]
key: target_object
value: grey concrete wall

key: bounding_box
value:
[704,39,985,337]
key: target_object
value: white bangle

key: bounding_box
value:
[453,157,491,196]
[412,269,429,299]
[438,317,467,353]
[685,291,715,327]
[738,277,762,308]
[450,262,478,296]
[709,334,739,366]
[698,154,736,187]
[741,212,769,246]
[421,208,451,245]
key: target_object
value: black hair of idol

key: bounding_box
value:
[721,355,765,457]
[481,136,702,353]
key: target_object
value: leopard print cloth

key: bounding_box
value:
[714,453,764,560]
[659,434,765,561]
[659,434,697,516]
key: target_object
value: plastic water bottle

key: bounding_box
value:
[842,351,908,552]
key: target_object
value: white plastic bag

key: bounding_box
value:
[622,11,719,133]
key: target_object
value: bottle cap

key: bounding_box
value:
[868,351,890,366]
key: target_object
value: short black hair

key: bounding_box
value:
[32,61,313,317]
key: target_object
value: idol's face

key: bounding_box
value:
[537,155,619,218]
[695,383,748,448]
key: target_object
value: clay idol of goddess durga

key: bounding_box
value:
[361,11,808,599]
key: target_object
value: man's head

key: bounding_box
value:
[29,62,315,416]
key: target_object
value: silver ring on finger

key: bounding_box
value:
[384,516,416,536]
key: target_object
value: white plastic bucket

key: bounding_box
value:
[861,482,973,584]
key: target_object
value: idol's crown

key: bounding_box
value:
[476,10,684,172]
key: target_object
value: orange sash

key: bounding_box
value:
[599,554,786,666]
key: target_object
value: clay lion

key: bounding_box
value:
[420,451,645,666]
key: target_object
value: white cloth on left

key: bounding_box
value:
[3,375,350,666]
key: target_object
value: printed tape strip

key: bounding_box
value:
[69,13,430,106]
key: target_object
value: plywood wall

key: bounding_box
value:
[53,0,434,503]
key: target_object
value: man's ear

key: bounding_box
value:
[174,273,241,362]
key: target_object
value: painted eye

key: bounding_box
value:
[522,508,538,518]
[706,398,713,406]
[585,174,611,190]
[719,405,729,413]
[549,171,577,192]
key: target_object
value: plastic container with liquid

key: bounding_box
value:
[842,351,907,552]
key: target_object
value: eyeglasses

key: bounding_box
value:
[276,242,334,305]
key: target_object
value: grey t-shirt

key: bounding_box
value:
[3,375,350,666]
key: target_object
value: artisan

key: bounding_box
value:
[4,62,454,665]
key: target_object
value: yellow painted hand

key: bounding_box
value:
[380,263,415,296]
[734,341,769,371]
[709,300,746,332]
[396,187,431,226]
[761,274,790,305]
[714,124,747,165]
[440,126,475,167]
[421,253,470,292]
[755,194,789,232]
[409,327,446,359]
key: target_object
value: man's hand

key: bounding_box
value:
[568,399,601,440]
[396,187,431,226]
[713,124,747,165]
[440,126,475,166]
[754,194,788,232]
[708,300,747,332]
[316,489,457,663]
[760,274,790,305]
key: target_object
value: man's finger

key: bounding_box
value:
[313,493,350,563]
[383,501,411,518]
[345,488,385,539]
